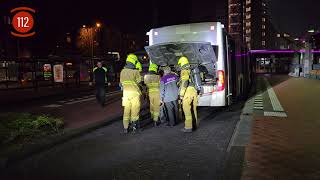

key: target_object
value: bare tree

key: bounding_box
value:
[77,27,96,56]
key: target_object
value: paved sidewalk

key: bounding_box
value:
[242,75,320,180]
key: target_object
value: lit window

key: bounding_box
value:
[277,34,281,37]
[246,0,251,4]
[246,37,251,42]
[262,25,266,29]
[246,22,251,27]
[262,32,265,37]
[246,29,251,34]
[246,7,251,12]
[246,14,251,19]
[262,41,266,46]
[262,18,266,22]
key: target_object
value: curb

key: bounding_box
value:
[222,83,256,180]
[1,115,123,170]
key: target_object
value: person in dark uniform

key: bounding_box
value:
[93,61,107,107]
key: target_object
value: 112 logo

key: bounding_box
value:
[10,7,36,37]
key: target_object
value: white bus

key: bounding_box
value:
[145,22,253,107]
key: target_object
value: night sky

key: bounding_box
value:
[1,0,319,47]
[270,0,320,36]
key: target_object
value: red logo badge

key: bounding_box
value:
[10,7,36,37]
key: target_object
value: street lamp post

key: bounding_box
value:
[82,22,102,59]
[82,23,102,85]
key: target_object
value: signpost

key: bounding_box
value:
[43,64,52,80]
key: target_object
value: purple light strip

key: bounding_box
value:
[250,49,320,54]
[235,53,248,57]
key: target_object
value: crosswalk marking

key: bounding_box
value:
[253,93,264,110]
[255,77,287,118]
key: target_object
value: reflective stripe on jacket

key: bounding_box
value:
[120,68,142,96]
[144,74,160,93]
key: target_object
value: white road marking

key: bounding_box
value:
[264,77,285,112]
[65,97,96,105]
[253,92,264,110]
[264,111,288,118]
[43,104,63,108]
[42,91,122,108]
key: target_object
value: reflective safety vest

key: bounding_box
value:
[93,67,108,86]
[144,74,160,93]
[120,68,142,96]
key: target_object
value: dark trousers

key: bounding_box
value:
[96,85,106,105]
[164,100,179,126]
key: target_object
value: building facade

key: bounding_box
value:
[228,0,245,43]
[228,0,271,50]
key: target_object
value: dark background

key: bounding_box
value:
[1,0,319,54]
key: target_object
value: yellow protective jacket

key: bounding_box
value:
[179,69,192,97]
[144,73,160,94]
[120,68,142,97]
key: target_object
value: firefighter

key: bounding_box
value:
[120,54,142,133]
[178,56,199,133]
[144,63,161,126]
[93,61,108,107]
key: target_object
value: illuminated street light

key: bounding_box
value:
[96,23,101,28]
[82,25,86,28]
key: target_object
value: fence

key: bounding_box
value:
[0,57,121,90]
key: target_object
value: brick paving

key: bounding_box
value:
[242,76,320,180]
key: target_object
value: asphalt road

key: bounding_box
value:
[2,102,244,180]
[0,87,123,129]
[0,86,119,113]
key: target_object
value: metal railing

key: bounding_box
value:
[0,57,120,90]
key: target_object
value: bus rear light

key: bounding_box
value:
[217,70,225,91]
[211,70,225,93]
